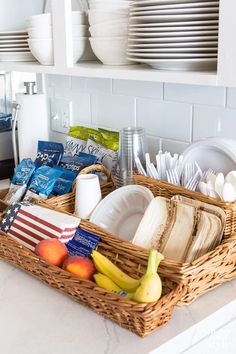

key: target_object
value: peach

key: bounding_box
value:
[63,256,96,280]
[35,239,68,267]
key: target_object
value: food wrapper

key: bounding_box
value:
[59,152,97,174]
[52,166,77,196]
[66,228,100,258]
[24,166,62,202]
[4,158,36,205]
[35,141,64,167]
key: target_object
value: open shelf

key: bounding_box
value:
[0,60,218,86]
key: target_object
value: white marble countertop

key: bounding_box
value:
[0,260,236,354]
[0,179,236,354]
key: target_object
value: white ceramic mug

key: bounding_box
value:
[75,174,102,219]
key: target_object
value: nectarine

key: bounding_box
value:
[63,256,96,280]
[35,239,68,267]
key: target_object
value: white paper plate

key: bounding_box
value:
[0,30,27,35]
[128,47,217,53]
[132,0,219,7]
[128,52,217,58]
[129,30,218,37]
[130,1,219,11]
[0,52,36,62]
[128,41,218,47]
[90,185,154,242]
[182,138,236,174]
[129,20,219,27]
[130,7,219,16]
[129,25,218,32]
[126,57,217,70]
[129,35,218,43]
[0,43,29,48]
[130,13,218,23]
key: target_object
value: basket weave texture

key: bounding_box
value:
[134,174,236,305]
[44,164,116,213]
[0,220,184,337]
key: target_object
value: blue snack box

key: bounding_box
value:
[66,228,100,258]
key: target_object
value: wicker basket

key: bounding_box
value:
[0,219,184,337]
[44,164,116,213]
[134,174,236,239]
[133,174,236,305]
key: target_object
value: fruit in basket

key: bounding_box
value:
[63,256,96,280]
[91,250,140,292]
[94,273,122,292]
[35,239,68,267]
[94,273,133,300]
[132,250,164,303]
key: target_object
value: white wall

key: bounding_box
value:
[46,74,236,160]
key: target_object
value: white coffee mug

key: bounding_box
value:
[75,174,102,219]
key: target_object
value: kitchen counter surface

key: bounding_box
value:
[0,260,236,354]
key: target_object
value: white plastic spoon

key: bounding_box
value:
[215,173,224,200]
[222,182,236,202]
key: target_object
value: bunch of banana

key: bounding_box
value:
[91,249,164,303]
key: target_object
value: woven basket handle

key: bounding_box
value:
[72,164,115,192]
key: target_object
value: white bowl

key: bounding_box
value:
[72,11,88,25]
[89,0,130,10]
[88,9,129,26]
[26,13,52,28]
[90,185,154,241]
[27,38,54,65]
[26,11,88,27]
[27,26,53,39]
[89,19,128,37]
[73,38,87,63]
[89,36,132,65]
[73,24,89,37]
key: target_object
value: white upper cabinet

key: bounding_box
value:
[0,0,235,87]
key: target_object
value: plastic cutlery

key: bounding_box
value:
[222,182,236,202]
[135,157,147,176]
[215,173,224,200]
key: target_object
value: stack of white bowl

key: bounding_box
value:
[26,12,89,66]
[88,0,132,65]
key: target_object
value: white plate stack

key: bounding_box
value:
[127,0,219,71]
[27,12,89,66]
[88,0,132,65]
[0,31,35,62]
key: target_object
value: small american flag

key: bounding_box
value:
[0,202,80,251]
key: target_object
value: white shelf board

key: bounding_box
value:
[0,60,217,86]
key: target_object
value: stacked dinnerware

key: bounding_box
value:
[0,30,35,62]
[127,0,219,71]
[88,0,132,65]
[26,12,89,65]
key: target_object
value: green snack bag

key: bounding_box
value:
[85,128,119,174]
[64,126,90,157]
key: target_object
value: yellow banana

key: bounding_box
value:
[133,250,164,303]
[91,250,140,292]
[94,273,134,300]
[94,273,122,292]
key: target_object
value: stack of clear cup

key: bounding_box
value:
[116,127,147,188]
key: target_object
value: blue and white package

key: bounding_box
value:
[35,141,64,167]
[24,166,62,202]
[66,228,100,258]
[52,166,77,196]
[4,158,36,204]
[59,152,97,174]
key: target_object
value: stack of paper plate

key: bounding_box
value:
[0,31,36,62]
[127,0,219,71]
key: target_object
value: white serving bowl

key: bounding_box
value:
[89,19,128,37]
[27,26,53,39]
[26,13,52,28]
[89,36,132,65]
[26,11,88,27]
[88,9,129,26]
[72,11,89,25]
[73,37,87,63]
[73,24,89,37]
[27,38,54,65]
[89,0,130,10]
